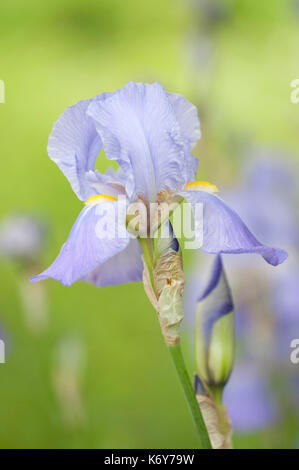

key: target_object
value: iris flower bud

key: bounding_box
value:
[194,255,234,399]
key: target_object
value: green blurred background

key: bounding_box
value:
[0,0,298,448]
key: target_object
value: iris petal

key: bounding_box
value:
[81,238,143,287]
[167,92,201,150]
[181,190,288,266]
[47,98,102,201]
[47,83,202,203]
[47,93,123,201]
[87,82,196,201]
[167,92,200,182]
[31,201,130,286]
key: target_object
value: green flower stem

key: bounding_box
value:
[168,342,212,449]
[139,237,155,286]
[139,236,211,448]
[209,385,223,406]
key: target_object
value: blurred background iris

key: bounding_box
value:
[0,0,298,448]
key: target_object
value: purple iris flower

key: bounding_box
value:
[31,82,287,287]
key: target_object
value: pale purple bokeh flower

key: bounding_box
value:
[0,213,47,262]
[223,362,278,432]
[222,154,299,430]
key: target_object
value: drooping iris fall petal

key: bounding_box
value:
[181,190,288,266]
[81,238,143,287]
[31,201,130,286]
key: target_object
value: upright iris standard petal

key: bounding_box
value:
[166,93,200,182]
[180,190,288,266]
[195,255,234,389]
[47,98,103,201]
[87,82,193,201]
[167,92,201,150]
[81,238,143,287]
[31,201,130,286]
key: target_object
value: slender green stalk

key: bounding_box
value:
[168,342,212,449]
[139,235,211,447]
[139,237,155,285]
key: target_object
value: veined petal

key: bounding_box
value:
[85,166,127,200]
[180,190,288,266]
[183,152,199,184]
[87,82,192,201]
[167,92,201,150]
[167,93,200,182]
[48,93,120,201]
[47,98,103,201]
[31,200,129,286]
[81,238,143,287]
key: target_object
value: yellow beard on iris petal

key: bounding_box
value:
[184,181,219,193]
[84,194,118,206]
